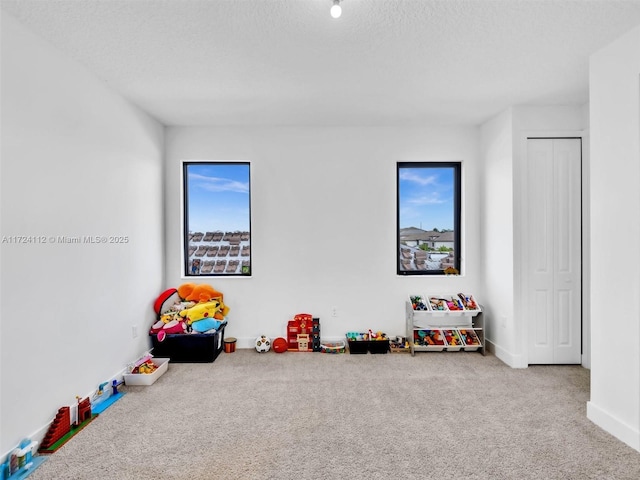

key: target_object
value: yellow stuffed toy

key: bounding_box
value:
[177,283,230,319]
[179,300,223,325]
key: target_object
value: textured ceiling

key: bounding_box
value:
[2,0,640,126]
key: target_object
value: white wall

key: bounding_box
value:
[480,106,587,368]
[479,109,515,363]
[587,24,640,452]
[164,126,482,347]
[0,13,164,455]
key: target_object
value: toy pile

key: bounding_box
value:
[130,359,158,374]
[150,283,230,342]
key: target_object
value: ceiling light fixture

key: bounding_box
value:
[330,0,342,19]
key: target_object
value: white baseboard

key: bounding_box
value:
[587,401,640,452]
[485,340,527,368]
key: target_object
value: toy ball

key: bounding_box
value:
[272,337,288,353]
[255,335,271,353]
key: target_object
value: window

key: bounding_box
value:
[397,162,461,275]
[183,162,251,277]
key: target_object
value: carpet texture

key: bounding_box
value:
[28,350,640,479]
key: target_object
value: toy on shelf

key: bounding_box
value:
[410,295,429,311]
[442,329,464,350]
[459,329,481,346]
[429,297,448,311]
[415,330,446,346]
[457,293,478,310]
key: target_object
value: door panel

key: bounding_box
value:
[527,138,581,364]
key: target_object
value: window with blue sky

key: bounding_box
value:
[183,162,251,276]
[397,162,461,275]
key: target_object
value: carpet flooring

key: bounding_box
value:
[27,349,640,479]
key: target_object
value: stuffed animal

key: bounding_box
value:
[191,318,222,333]
[178,283,225,304]
[179,300,224,325]
[150,318,187,342]
[153,288,182,316]
[177,283,230,318]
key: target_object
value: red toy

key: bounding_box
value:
[273,337,288,353]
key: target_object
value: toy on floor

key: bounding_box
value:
[255,335,271,353]
[91,379,125,415]
[1,438,47,480]
[286,314,320,351]
[151,285,230,340]
[38,396,97,454]
[272,337,288,353]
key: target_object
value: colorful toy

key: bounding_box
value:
[415,330,445,346]
[410,295,428,310]
[39,396,97,454]
[272,337,288,353]
[296,334,309,351]
[91,379,125,415]
[255,335,271,353]
[150,318,187,342]
[153,288,181,316]
[177,283,227,307]
[320,341,346,354]
[1,438,47,480]
[286,313,318,351]
[457,293,478,310]
[429,297,448,311]
[179,300,225,324]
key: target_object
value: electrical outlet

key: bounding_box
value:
[331,307,338,317]
[132,325,138,338]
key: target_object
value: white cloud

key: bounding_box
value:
[189,173,249,194]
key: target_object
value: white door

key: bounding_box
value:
[527,138,582,364]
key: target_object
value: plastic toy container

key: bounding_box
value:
[320,341,346,354]
[442,329,464,351]
[346,338,369,354]
[368,339,390,354]
[124,358,169,386]
[345,334,390,354]
[150,323,226,363]
[459,328,481,351]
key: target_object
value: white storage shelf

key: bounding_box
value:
[406,295,485,356]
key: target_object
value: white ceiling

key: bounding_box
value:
[3,0,640,127]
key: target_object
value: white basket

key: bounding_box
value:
[123,358,169,386]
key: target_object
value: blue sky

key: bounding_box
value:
[185,163,250,233]
[398,166,455,231]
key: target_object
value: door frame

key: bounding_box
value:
[516,131,589,367]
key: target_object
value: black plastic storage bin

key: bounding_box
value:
[150,323,226,363]
[346,335,390,354]
[368,339,390,354]
[346,337,369,354]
